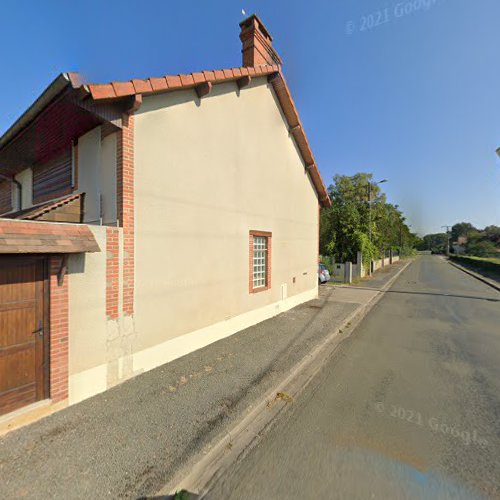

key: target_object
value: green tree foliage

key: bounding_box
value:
[451,222,476,242]
[466,239,497,257]
[320,173,415,262]
[483,225,500,244]
[422,222,500,258]
[418,233,448,253]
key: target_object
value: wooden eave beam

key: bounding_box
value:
[196,82,213,98]
[237,75,252,89]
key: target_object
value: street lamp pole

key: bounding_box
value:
[441,225,452,255]
[368,179,388,244]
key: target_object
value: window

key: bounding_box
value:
[249,231,272,293]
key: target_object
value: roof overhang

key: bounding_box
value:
[0,64,332,207]
[0,219,100,253]
[0,73,124,176]
[0,73,77,152]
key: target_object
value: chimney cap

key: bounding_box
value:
[239,14,273,41]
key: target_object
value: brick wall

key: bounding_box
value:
[49,256,69,402]
[106,227,119,320]
[117,114,135,316]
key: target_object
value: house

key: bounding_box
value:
[0,15,331,421]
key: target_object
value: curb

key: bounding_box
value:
[447,260,500,293]
[158,260,413,497]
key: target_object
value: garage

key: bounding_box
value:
[0,256,48,416]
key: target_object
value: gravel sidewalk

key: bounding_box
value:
[0,261,405,499]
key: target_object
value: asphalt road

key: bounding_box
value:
[206,256,500,499]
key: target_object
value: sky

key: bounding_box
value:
[0,0,499,235]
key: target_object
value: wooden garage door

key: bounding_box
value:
[0,256,48,416]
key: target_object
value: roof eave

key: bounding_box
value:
[0,72,78,152]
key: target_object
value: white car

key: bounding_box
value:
[318,264,330,284]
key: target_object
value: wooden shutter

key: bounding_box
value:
[0,180,12,214]
[33,150,72,204]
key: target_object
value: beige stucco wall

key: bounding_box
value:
[78,127,101,224]
[134,78,319,353]
[68,226,107,402]
[100,132,117,225]
[76,127,117,226]
[13,168,33,210]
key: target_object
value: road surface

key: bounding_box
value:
[206,256,500,499]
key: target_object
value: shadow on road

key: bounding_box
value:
[341,286,500,303]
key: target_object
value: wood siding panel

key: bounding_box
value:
[32,150,72,204]
[0,180,12,214]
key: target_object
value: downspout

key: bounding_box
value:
[0,173,22,210]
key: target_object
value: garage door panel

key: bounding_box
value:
[0,264,37,298]
[0,307,36,347]
[0,383,37,415]
[0,344,36,392]
[0,257,46,416]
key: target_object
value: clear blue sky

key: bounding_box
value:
[1,0,499,235]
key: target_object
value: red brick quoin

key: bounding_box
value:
[49,256,69,402]
[117,113,135,316]
[106,227,119,320]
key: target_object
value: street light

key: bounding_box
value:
[496,147,500,159]
[441,225,452,255]
[368,179,388,243]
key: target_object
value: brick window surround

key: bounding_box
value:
[249,230,272,294]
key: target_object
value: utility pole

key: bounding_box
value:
[441,225,452,255]
[367,178,388,244]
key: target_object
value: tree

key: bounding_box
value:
[483,225,500,244]
[420,233,448,254]
[320,173,415,262]
[466,239,497,257]
[451,222,476,242]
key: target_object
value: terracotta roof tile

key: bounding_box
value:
[203,70,215,81]
[149,77,168,91]
[165,75,182,89]
[132,79,154,93]
[192,72,206,84]
[112,81,135,97]
[88,83,115,100]
[179,74,195,86]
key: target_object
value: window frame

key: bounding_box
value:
[249,230,272,293]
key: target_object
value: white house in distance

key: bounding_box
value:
[0,14,331,422]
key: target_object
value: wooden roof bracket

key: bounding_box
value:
[196,82,213,98]
[57,254,69,286]
[237,75,252,89]
[126,94,143,114]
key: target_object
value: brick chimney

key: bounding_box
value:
[239,14,282,67]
